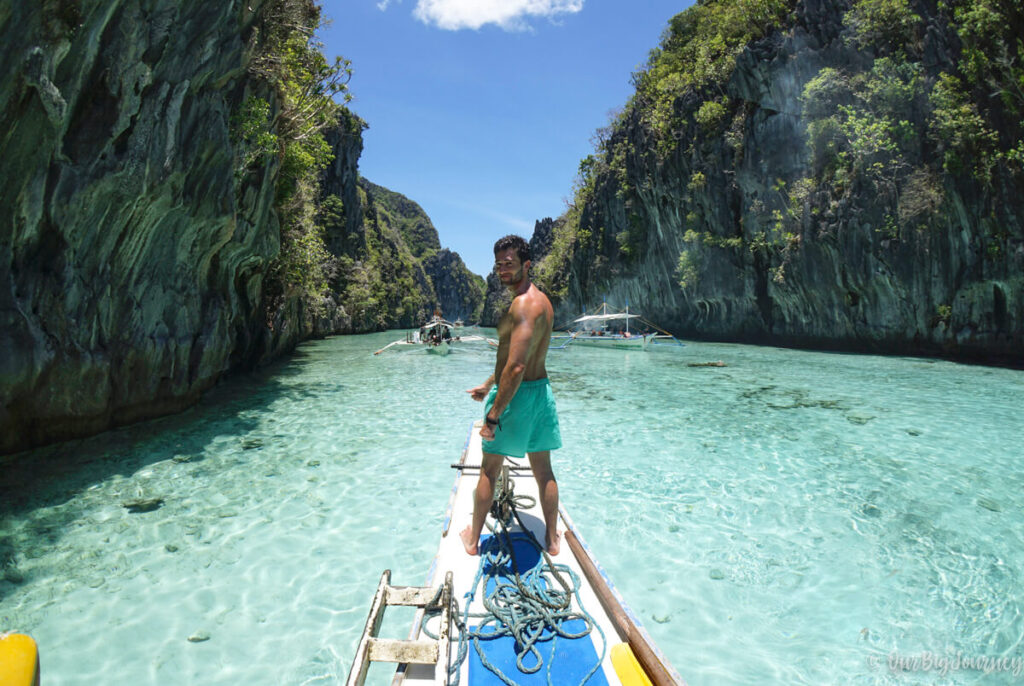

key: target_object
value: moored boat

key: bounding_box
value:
[551,303,684,351]
[345,422,684,686]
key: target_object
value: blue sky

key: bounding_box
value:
[321,0,693,277]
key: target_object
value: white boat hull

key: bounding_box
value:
[570,333,653,350]
[424,341,451,355]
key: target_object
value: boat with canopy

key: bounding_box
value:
[374,314,493,356]
[551,303,685,351]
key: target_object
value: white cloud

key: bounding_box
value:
[377,0,399,10]
[413,0,584,31]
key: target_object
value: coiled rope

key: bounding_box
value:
[423,466,606,686]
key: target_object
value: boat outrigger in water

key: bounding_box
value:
[550,303,685,351]
[374,315,492,356]
[345,422,684,686]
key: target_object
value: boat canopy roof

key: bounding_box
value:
[421,317,456,329]
[573,313,640,323]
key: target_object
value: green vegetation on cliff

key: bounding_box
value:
[530,0,1023,361]
[322,180,432,330]
[364,182,485,322]
[323,180,483,329]
[232,2,484,334]
[634,0,796,154]
[796,0,1023,243]
[235,0,352,321]
[534,0,800,299]
[360,179,442,258]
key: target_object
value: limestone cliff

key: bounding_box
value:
[314,156,485,331]
[0,0,284,454]
[533,0,1024,364]
[423,249,486,323]
[0,2,486,455]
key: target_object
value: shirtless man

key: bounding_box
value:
[461,235,562,556]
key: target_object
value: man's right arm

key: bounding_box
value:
[467,374,494,402]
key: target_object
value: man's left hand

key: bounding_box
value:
[480,423,495,440]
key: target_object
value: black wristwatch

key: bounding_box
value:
[485,415,500,429]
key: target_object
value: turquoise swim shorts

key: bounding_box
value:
[482,378,562,458]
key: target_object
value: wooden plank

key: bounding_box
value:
[345,570,392,686]
[368,639,439,665]
[385,585,437,606]
[437,571,453,679]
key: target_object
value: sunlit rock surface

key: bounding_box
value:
[0,3,489,454]
[0,1,281,454]
[536,0,1023,363]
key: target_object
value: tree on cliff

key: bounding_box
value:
[234,0,353,326]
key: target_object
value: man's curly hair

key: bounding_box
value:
[493,235,530,264]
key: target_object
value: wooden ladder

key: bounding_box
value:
[345,569,454,686]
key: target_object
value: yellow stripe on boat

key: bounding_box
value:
[0,633,41,686]
[611,643,653,686]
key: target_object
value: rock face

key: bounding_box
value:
[259,111,368,358]
[0,1,281,454]
[313,158,485,331]
[537,0,1024,364]
[480,272,509,327]
[423,248,486,323]
[0,3,487,455]
[315,161,484,331]
[529,217,558,263]
[358,178,441,258]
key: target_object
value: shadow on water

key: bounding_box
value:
[0,344,374,602]
[0,347,326,526]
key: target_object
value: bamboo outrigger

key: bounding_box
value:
[345,422,685,686]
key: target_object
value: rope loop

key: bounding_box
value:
[422,479,605,686]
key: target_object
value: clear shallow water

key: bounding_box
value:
[2,333,1023,685]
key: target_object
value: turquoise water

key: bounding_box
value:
[2,332,1023,685]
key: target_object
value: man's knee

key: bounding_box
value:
[481,452,505,479]
[528,451,555,481]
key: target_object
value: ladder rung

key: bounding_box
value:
[367,638,439,664]
[386,585,436,606]
[345,571,453,686]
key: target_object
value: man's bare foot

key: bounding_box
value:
[546,530,561,556]
[460,526,479,556]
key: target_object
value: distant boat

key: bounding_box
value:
[374,316,493,356]
[419,316,457,355]
[552,303,684,350]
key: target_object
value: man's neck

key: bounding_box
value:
[506,277,531,298]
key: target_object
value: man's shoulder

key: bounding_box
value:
[511,284,550,310]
